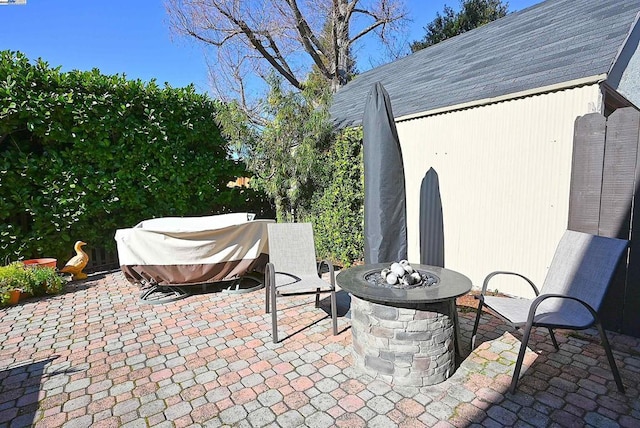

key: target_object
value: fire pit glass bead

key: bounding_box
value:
[364,269,438,290]
[377,260,433,288]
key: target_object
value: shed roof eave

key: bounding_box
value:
[394,74,608,123]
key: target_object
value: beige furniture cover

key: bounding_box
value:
[115,213,273,286]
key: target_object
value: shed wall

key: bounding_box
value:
[396,84,602,296]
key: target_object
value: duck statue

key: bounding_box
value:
[60,241,89,280]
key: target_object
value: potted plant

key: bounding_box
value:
[0,262,33,305]
[0,262,65,306]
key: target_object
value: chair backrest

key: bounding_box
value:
[541,230,628,314]
[267,223,319,276]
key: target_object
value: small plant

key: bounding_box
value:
[29,266,64,295]
[0,262,34,295]
[0,262,64,306]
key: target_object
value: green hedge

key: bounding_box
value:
[305,127,364,266]
[0,51,268,263]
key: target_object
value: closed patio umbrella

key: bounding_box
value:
[363,82,407,264]
[420,168,444,267]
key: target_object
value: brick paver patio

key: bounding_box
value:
[1,270,639,427]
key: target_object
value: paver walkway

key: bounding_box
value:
[1,270,639,427]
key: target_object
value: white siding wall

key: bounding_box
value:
[396,84,602,297]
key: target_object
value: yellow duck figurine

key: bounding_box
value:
[60,241,89,280]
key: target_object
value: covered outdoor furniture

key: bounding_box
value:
[115,213,273,301]
[470,230,628,393]
[265,223,338,343]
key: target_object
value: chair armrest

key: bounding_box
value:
[265,262,276,288]
[526,293,598,327]
[317,260,335,286]
[480,271,540,296]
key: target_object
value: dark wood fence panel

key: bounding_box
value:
[86,247,119,272]
[598,109,639,239]
[627,116,640,338]
[600,109,639,332]
[568,113,606,234]
[570,107,640,336]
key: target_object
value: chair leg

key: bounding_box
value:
[548,328,559,350]
[471,300,484,350]
[271,280,278,343]
[595,320,625,393]
[315,288,320,307]
[331,289,338,335]
[510,321,534,394]
[265,281,270,314]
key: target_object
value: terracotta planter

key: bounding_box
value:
[22,258,57,269]
[8,289,21,305]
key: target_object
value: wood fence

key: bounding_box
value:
[5,212,119,273]
[85,247,119,273]
[569,107,640,337]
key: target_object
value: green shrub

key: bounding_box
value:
[0,51,267,262]
[305,127,364,266]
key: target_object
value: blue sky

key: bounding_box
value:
[0,0,541,95]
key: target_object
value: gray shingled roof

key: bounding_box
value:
[330,0,640,128]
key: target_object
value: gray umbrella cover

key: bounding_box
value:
[420,168,444,267]
[363,82,408,264]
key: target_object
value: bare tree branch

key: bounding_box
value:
[264,33,297,81]
[350,20,387,44]
[166,0,408,116]
[286,0,332,79]
[214,6,303,89]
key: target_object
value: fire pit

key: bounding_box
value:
[337,263,472,386]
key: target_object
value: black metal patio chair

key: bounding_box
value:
[265,223,338,343]
[470,230,628,393]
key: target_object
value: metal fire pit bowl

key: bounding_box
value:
[337,263,471,305]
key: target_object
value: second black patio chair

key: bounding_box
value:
[265,223,338,343]
[471,230,628,393]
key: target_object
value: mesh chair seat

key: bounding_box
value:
[274,273,335,294]
[483,295,597,329]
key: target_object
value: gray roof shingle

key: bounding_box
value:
[330,0,640,128]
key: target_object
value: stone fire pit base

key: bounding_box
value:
[350,295,454,386]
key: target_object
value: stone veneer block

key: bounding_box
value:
[350,295,454,386]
